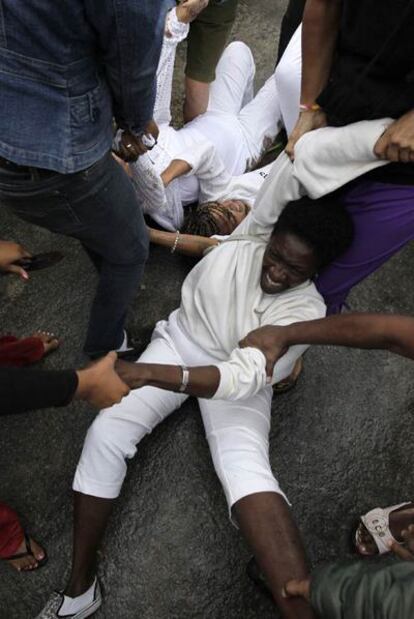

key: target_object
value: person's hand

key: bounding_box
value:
[239,325,289,379]
[115,359,150,390]
[0,240,31,280]
[390,524,414,561]
[285,110,327,160]
[112,151,132,177]
[76,352,130,409]
[374,110,414,163]
[176,0,209,24]
[116,120,159,162]
[282,577,311,602]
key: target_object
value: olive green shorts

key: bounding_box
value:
[185,0,239,83]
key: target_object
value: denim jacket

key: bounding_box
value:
[0,0,169,173]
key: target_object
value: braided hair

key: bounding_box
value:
[181,202,236,237]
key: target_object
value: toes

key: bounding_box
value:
[356,524,377,555]
[22,561,38,571]
[30,539,46,561]
[11,556,38,572]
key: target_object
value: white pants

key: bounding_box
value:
[190,40,282,173]
[274,25,302,136]
[73,318,287,517]
[179,28,303,205]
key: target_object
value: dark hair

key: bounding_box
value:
[272,195,354,269]
[181,202,232,236]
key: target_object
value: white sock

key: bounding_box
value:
[58,579,96,616]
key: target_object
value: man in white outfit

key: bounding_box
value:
[37,116,393,619]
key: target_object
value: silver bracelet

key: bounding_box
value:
[171,230,180,254]
[179,365,190,392]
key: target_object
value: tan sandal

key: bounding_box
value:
[355,502,411,555]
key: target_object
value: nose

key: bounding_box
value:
[234,201,244,212]
[268,263,288,284]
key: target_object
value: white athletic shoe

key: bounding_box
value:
[35,580,102,619]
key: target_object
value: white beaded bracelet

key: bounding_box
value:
[171,230,180,254]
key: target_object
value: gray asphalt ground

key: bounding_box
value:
[1,2,414,618]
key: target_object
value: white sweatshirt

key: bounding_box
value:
[174,119,391,400]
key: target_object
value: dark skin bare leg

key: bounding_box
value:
[234,492,315,619]
[64,492,314,617]
[64,492,115,597]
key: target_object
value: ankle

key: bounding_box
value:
[64,575,95,598]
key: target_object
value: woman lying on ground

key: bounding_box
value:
[147,149,274,255]
[120,2,301,231]
[240,312,414,618]
[36,119,392,619]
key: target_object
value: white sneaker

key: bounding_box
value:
[35,580,102,619]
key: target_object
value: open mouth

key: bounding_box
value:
[262,271,285,292]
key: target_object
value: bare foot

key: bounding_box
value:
[356,503,414,555]
[31,331,60,356]
[7,535,46,572]
[392,525,414,561]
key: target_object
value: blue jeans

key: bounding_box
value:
[0,153,149,354]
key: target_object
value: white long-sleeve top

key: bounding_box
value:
[152,139,273,230]
[183,140,273,207]
[174,119,391,401]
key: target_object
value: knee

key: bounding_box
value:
[74,410,140,498]
[83,411,137,463]
[225,41,255,73]
[109,227,149,268]
[274,56,295,94]
[210,428,277,499]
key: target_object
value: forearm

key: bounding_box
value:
[153,7,189,125]
[117,361,221,398]
[279,314,414,359]
[161,159,192,186]
[301,0,342,105]
[0,368,78,416]
[149,227,219,257]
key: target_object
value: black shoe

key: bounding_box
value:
[85,330,143,361]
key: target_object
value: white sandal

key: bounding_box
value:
[356,502,411,554]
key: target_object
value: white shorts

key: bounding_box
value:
[73,316,287,519]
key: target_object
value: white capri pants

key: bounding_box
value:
[73,319,287,517]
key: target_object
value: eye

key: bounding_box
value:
[269,249,281,261]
